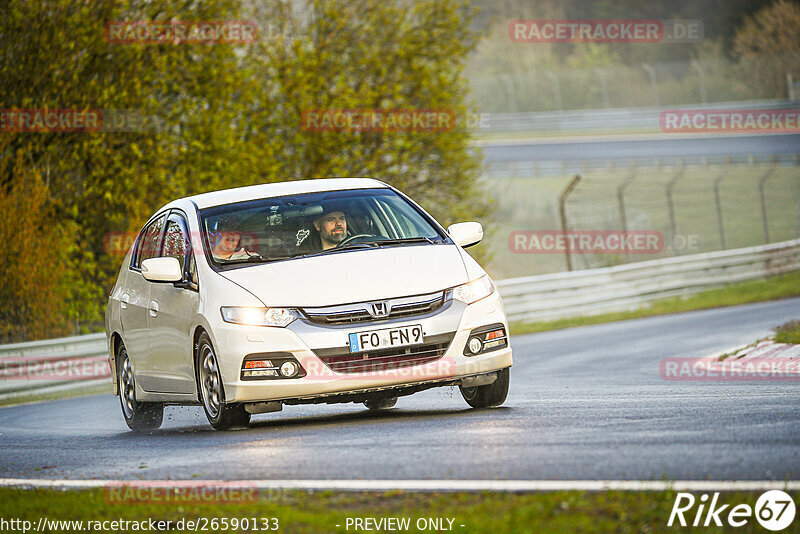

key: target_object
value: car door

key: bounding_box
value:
[121,213,166,391]
[146,211,199,394]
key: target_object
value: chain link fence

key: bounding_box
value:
[471,55,800,113]
[483,155,800,278]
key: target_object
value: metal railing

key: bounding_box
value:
[497,238,800,322]
[1,238,798,399]
[477,100,798,135]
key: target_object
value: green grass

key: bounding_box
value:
[774,320,800,345]
[2,487,797,533]
[510,271,800,335]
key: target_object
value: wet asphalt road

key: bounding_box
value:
[1,297,798,482]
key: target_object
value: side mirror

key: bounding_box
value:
[447,222,483,248]
[141,257,183,283]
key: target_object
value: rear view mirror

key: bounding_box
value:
[447,222,483,248]
[141,257,183,283]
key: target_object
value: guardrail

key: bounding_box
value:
[0,333,108,401]
[480,99,798,134]
[497,238,800,322]
[1,238,798,401]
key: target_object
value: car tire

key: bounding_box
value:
[364,396,398,410]
[195,332,250,430]
[116,343,164,432]
[459,367,509,409]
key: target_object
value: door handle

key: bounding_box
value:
[120,293,129,310]
[148,300,159,317]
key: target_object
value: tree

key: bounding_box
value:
[0,149,79,342]
[733,0,800,98]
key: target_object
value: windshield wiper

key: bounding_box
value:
[369,236,440,246]
[300,242,380,258]
[222,255,291,264]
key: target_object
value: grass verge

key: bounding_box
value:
[510,271,800,336]
[774,320,800,345]
[2,487,797,533]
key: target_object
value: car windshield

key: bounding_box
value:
[199,187,446,266]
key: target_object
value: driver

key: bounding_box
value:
[313,204,348,250]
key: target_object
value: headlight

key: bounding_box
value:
[220,307,299,327]
[452,275,494,304]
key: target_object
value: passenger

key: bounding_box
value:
[210,217,259,261]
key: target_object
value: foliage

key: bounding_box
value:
[0,149,77,342]
[0,0,488,340]
[732,0,800,98]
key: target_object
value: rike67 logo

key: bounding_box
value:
[668,490,796,530]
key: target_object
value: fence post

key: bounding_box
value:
[758,155,778,243]
[559,174,582,271]
[617,162,638,261]
[796,154,800,239]
[691,60,708,104]
[594,68,610,108]
[545,71,562,111]
[641,63,659,106]
[665,159,685,254]
[499,74,517,112]
[712,157,730,249]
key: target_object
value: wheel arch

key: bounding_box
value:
[109,332,124,396]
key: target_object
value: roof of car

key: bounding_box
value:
[181,178,389,210]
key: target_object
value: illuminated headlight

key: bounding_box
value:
[452,275,494,304]
[220,307,299,327]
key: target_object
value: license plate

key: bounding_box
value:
[348,324,424,353]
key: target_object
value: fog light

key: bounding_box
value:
[280,361,299,377]
[468,337,483,354]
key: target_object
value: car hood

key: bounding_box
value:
[218,244,471,307]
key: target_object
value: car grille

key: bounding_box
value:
[302,291,447,326]
[312,332,455,374]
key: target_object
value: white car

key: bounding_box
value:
[105,178,512,431]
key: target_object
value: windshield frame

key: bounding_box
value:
[198,186,452,271]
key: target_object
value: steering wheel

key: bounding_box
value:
[336,234,377,247]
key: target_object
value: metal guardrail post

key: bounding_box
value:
[758,155,778,244]
[666,159,686,254]
[559,174,582,272]
[712,157,730,249]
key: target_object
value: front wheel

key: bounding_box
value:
[196,332,250,430]
[117,344,163,432]
[459,368,509,408]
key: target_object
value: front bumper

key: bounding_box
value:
[211,291,513,403]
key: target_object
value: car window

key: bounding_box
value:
[133,213,167,268]
[199,188,445,267]
[163,214,191,273]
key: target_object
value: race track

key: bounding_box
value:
[1,297,799,482]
